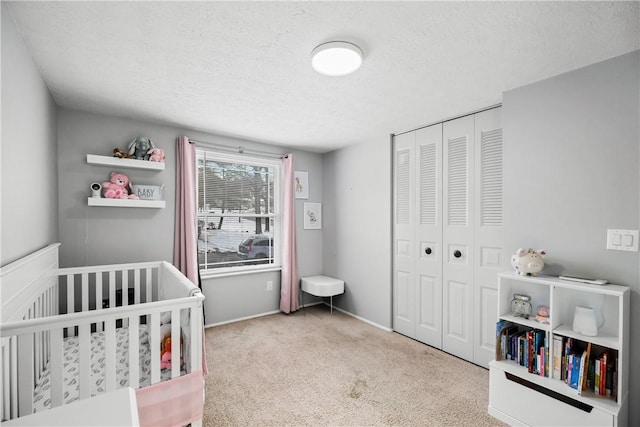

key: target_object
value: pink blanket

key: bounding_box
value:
[136,371,204,427]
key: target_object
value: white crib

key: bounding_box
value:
[0,243,205,424]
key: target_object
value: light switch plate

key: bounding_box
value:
[607,229,639,252]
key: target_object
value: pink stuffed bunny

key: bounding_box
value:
[148,148,165,162]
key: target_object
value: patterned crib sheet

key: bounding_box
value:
[32,325,177,412]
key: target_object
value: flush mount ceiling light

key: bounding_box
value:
[311,41,363,76]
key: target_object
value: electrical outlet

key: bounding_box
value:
[607,229,639,252]
[266,281,273,291]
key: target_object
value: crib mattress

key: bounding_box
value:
[32,325,177,413]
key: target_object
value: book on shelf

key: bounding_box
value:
[494,321,549,377]
[552,335,563,379]
[595,355,601,395]
[599,352,608,396]
[577,342,591,395]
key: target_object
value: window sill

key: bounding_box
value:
[200,265,282,280]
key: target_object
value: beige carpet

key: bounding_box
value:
[203,304,505,426]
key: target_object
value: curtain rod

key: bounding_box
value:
[189,138,288,159]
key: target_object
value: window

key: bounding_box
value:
[196,149,281,273]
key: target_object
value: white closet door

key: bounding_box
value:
[414,124,443,347]
[473,107,504,367]
[393,131,416,338]
[442,115,475,361]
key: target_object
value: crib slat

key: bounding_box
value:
[190,306,198,373]
[66,274,74,314]
[134,269,141,304]
[145,268,152,303]
[122,272,130,328]
[2,338,13,420]
[81,273,89,312]
[35,297,41,379]
[95,273,103,332]
[105,320,116,392]
[10,336,18,419]
[150,312,160,385]
[17,333,34,417]
[78,323,91,399]
[123,271,129,307]
[66,274,75,337]
[108,271,116,310]
[50,328,64,409]
[171,309,180,379]
[95,272,103,310]
[128,316,140,388]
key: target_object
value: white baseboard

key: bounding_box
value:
[204,301,391,332]
[204,301,324,328]
[205,309,281,328]
[323,302,393,332]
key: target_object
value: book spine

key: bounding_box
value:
[569,354,581,390]
[527,330,534,374]
[600,353,608,396]
[552,336,561,379]
[595,357,600,395]
[613,358,618,402]
[577,350,587,395]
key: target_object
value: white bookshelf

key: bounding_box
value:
[488,272,629,427]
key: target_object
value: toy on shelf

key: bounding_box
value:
[510,248,546,276]
[102,172,139,199]
[535,304,550,324]
[147,147,165,162]
[113,147,134,159]
[128,136,155,160]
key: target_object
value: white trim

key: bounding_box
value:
[323,302,393,332]
[200,265,281,279]
[203,301,325,328]
[203,301,394,332]
[196,147,283,273]
[204,309,281,328]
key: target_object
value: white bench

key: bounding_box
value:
[301,275,344,313]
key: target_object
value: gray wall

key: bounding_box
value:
[503,50,639,425]
[322,137,393,329]
[1,4,58,266]
[56,108,323,325]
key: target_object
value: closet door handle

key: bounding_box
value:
[453,250,462,258]
[425,247,432,255]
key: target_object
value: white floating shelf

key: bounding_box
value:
[87,154,165,171]
[88,198,165,209]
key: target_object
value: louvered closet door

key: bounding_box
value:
[473,107,504,367]
[393,131,416,338]
[442,115,475,362]
[414,124,443,347]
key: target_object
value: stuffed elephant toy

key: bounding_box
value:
[128,136,155,160]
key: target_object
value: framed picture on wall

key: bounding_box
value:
[294,171,309,199]
[303,203,321,229]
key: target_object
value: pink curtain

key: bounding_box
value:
[173,136,208,377]
[173,136,199,285]
[280,154,299,313]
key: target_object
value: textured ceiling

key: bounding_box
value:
[6,1,639,153]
